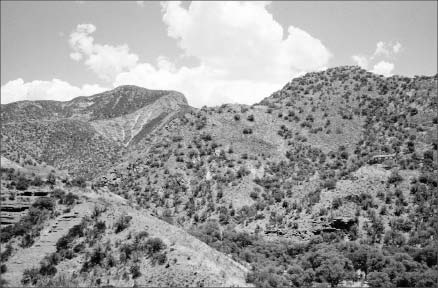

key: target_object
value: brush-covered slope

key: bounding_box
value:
[1,86,188,178]
[1,66,437,288]
[0,171,250,287]
[94,66,437,287]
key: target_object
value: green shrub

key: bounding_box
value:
[152,252,167,265]
[16,176,29,191]
[145,237,166,255]
[21,267,40,285]
[0,264,7,274]
[63,192,79,206]
[71,176,86,188]
[114,215,132,233]
[388,171,403,184]
[32,197,55,211]
[130,264,141,278]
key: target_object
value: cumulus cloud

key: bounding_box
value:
[3,2,332,106]
[112,1,331,107]
[114,62,279,107]
[161,1,331,82]
[371,61,394,77]
[351,55,369,69]
[1,78,107,104]
[373,41,402,58]
[69,24,139,81]
[392,42,402,54]
[352,40,401,76]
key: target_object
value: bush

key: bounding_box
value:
[63,192,79,206]
[32,197,55,211]
[332,198,343,209]
[81,246,105,272]
[56,235,72,252]
[0,244,13,262]
[71,176,86,188]
[0,264,7,274]
[21,267,40,285]
[114,215,132,233]
[243,128,253,134]
[52,188,66,200]
[388,171,403,184]
[145,237,166,255]
[367,272,392,288]
[247,115,255,122]
[322,179,336,190]
[31,176,43,187]
[152,252,167,265]
[130,264,141,278]
[16,176,29,191]
[46,173,56,185]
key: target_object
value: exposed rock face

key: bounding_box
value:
[91,91,187,145]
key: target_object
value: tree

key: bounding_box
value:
[46,173,56,186]
[32,197,55,211]
[16,176,29,191]
[71,176,86,188]
[114,215,132,233]
[367,272,393,288]
[145,237,166,255]
[315,254,355,287]
[388,170,403,184]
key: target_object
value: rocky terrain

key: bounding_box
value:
[1,66,437,287]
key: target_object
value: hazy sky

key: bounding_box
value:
[1,1,437,106]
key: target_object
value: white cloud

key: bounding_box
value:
[371,61,394,77]
[136,1,144,7]
[352,40,401,76]
[374,41,391,57]
[393,42,402,54]
[373,41,402,58]
[4,2,332,107]
[352,55,369,69]
[114,63,279,107]
[161,1,331,82]
[1,78,107,104]
[69,24,139,81]
[112,1,331,107]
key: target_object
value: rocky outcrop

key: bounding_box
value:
[90,91,187,146]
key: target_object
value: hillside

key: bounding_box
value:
[1,66,437,287]
[1,86,189,178]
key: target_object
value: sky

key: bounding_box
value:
[1,1,437,106]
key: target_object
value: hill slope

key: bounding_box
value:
[1,66,437,287]
[1,86,189,178]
